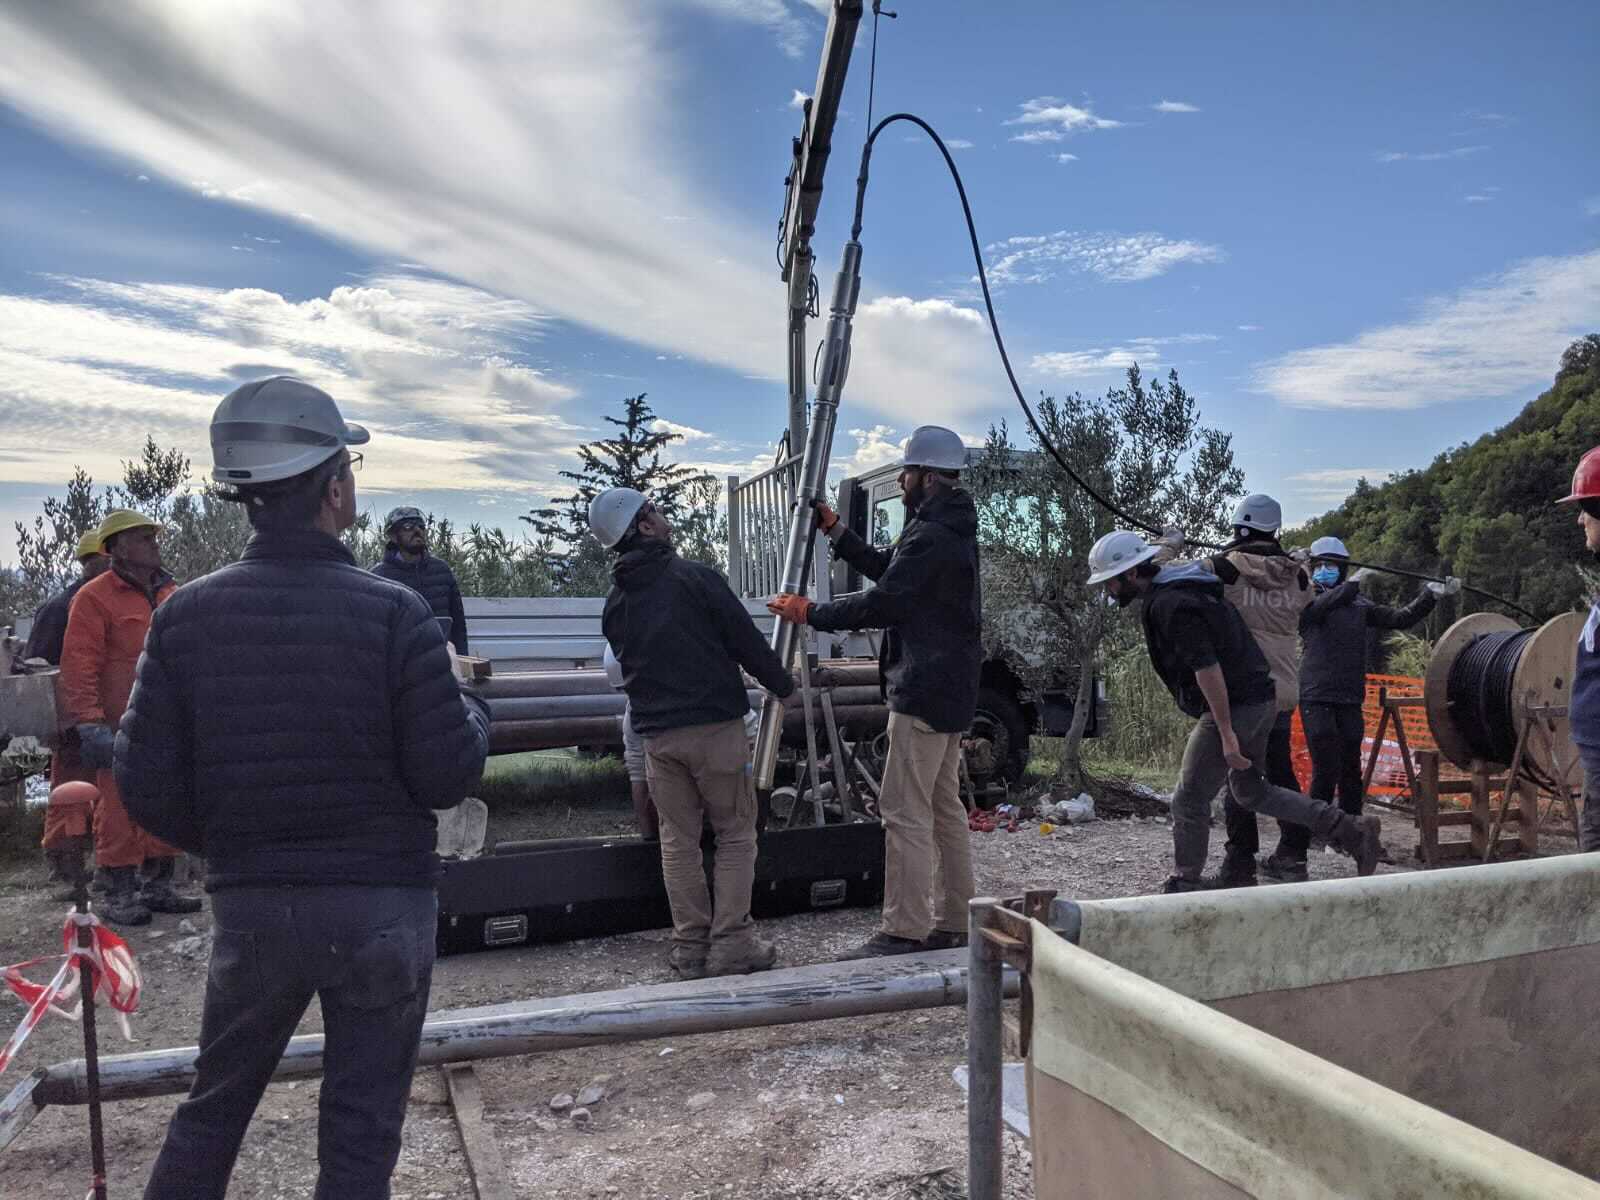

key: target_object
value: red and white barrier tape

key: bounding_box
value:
[0,909,141,1075]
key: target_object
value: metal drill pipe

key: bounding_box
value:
[755,239,864,789]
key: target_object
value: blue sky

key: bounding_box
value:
[0,1,1596,562]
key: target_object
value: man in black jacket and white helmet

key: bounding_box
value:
[769,425,981,959]
[118,376,491,1200]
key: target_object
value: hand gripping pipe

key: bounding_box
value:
[754,239,864,789]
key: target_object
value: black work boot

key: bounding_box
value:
[1202,850,1258,890]
[45,836,91,903]
[836,931,923,961]
[140,857,203,915]
[1259,851,1309,883]
[101,866,152,927]
[920,929,969,951]
[1161,876,1207,894]
[89,867,112,897]
[1331,812,1383,877]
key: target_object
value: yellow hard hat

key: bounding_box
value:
[97,509,162,545]
[75,530,106,560]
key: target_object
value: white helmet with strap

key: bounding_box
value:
[1230,493,1282,534]
[1087,530,1159,585]
[588,487,648,550]
[1309,535,1351,561]
[902,425,969,471]
[210,376,368,484]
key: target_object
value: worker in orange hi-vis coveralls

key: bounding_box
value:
[59,509,200,926]
[32,526,111,899]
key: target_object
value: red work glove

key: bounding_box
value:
[767,593,814,625]
[810,499,840,533]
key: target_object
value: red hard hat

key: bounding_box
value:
[1558,447,1600,503]
[49,780,99,806]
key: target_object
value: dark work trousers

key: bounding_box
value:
[1275,702,1364,861]
[1222,711,1299,862]
[144,886,436,1200]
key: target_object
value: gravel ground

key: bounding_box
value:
[0,800,1494,1199]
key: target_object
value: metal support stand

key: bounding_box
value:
[73,887,108,1200]
[966,898,1004,1200]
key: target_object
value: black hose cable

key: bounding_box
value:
[849,111,1543,621]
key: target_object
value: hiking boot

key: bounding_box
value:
[920,929,968,951]
[1340,813,1383,877]
[1259,851,1309,883]
[100,867,152,927]
[89,867,112,896]
[668,946,708,981]
[139,857,203,915]
[836,932,923,961]
[1161,876,1206,894]
[706,935,777,977]
[1202,852,1258,890]
[45,838,92,901]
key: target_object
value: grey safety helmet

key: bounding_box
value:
[902,425,968,472]
[384,506,425,532]
[210,376,369,485]
[1230,493,1282,535]
[1309,535,1351,561]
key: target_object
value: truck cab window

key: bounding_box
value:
[870,486,904,548]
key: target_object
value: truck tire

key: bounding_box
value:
[971,686,1029,789]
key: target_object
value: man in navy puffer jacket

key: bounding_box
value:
[369,505,470,655]
[117,376,490,1200]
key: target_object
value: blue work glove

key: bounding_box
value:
[76,723,115,770]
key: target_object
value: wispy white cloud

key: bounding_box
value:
[1285,467,1396,507]
[985,231,1226,286]
[944,138,974,150]
[1253,250,1600,410]
[1586,196,1600,218]
[1463,193,1495,204]
[1152,100,1200,113]
[1462,109,1512,126]
[0,274,582,500]
[1010,129,1065,144]
[1030,334,1219,378]
[847,296,999,428]
[1238,324,1262,332]
[0,4,788,390]
[1376,145,1488,163]
[1056,153,1078,164]
[684,0,821,58]
[1006,96,1123,137]
[788,88,809,109]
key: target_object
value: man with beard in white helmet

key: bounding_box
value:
[1158,494,1312,887]
[1088,529,1382,891]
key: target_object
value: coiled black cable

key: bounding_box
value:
[846,110,1544,621]
[1446,630,1533,764]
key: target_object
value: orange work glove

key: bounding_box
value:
[810,499,840,533]
[767,593,814,625]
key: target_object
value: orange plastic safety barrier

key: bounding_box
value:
[1287,674,1467,803]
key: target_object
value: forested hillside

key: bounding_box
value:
[1294,336,1600,623]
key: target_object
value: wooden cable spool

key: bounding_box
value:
[1425,612,1583,774]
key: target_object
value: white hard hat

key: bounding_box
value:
[1087,530,1159,585]
[1309,535,1351,561]
[603,643,625,690]
[1230,493,1282,534]
[210,376,368,485]
[588,487,648,549]
[902,425,968,471]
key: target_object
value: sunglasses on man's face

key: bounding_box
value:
[344,452,364,473]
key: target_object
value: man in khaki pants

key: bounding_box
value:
[593,487,796,980]
[769,426,981,958]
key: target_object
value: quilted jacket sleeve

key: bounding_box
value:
[116,606,202,854]
[387,589,490,810]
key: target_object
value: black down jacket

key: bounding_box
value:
[1299,580,1436,706]
[809,488,982,733]
[603,540,793,738]
[370,547,469,655]
[116,528,490,891]
[20,576,90,666]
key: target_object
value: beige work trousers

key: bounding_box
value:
[643,718,758,954]
[878,710,976,941]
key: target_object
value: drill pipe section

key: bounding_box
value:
[26,949,1016,1110]
[486,706,889,756]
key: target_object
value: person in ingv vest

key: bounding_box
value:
[1556,445,1600,852]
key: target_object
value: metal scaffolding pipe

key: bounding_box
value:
[21,950,1017,1112]
[484,705,888,755]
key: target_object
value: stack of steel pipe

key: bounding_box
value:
[484,659,885,755]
